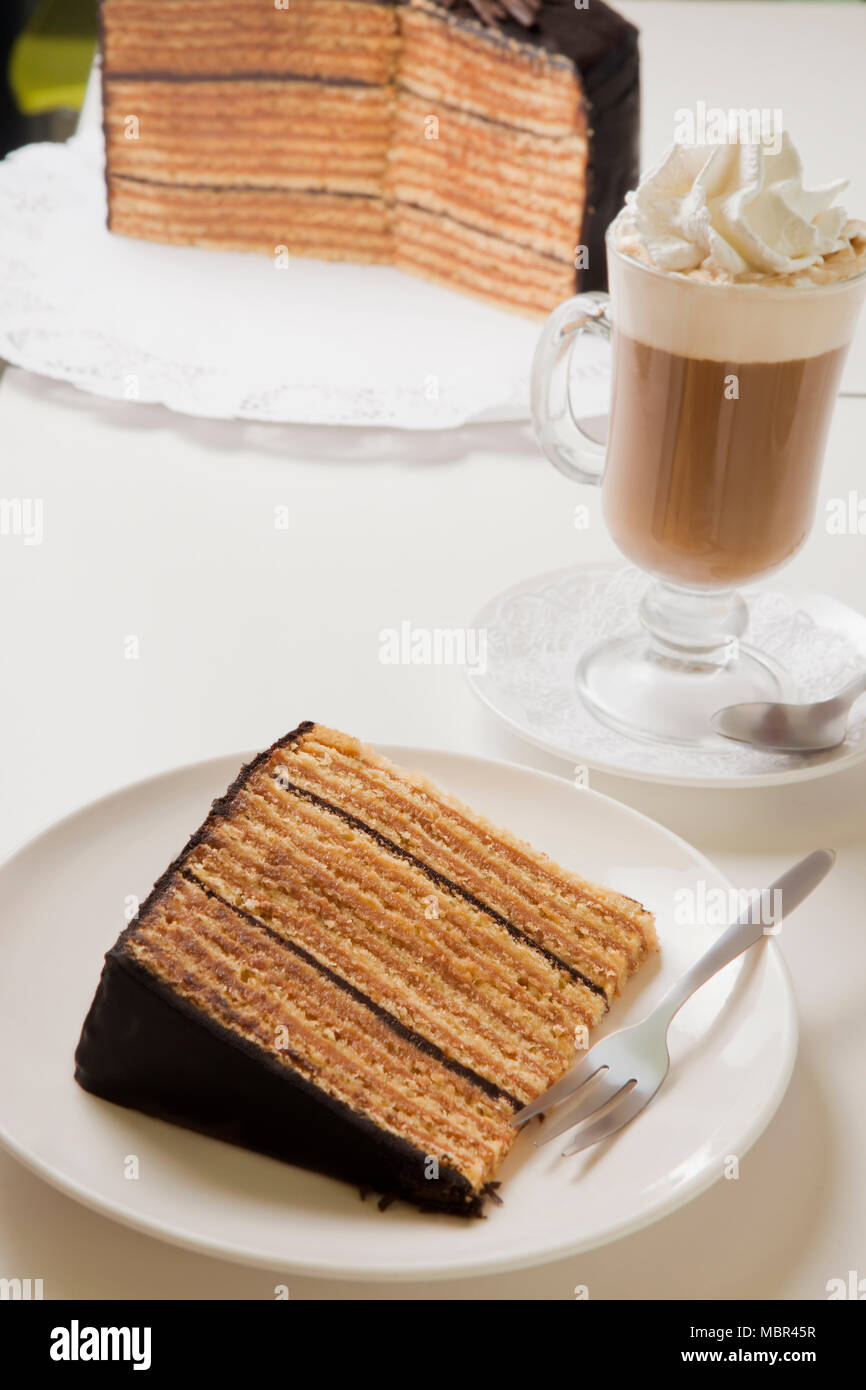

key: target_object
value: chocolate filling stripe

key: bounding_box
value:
[104,70,382,88]
[109,174,385,202]
[268,772,609,1003]
[178,868,523,1111]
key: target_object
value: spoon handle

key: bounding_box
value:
[655,849,835,1026]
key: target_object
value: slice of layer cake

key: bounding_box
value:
[99,0,639,316]
[75,722,656,1215]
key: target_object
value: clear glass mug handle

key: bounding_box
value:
[530,291,611,485]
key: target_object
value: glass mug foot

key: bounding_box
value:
[575,578,790,747]
[576,635,789,748]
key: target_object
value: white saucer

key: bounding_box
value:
[469,564,866,789]
[0,745,797,1280]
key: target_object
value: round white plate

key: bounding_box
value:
[0,745,797,1281]
[469,563,866,789]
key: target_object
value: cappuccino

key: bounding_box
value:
[604,142,866,588]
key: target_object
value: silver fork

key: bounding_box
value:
[512,849,835,1155]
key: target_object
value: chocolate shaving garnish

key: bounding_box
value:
[439,0,541,29]
[482,1181,504,1205]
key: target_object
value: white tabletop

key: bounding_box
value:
[1,2,865,1300]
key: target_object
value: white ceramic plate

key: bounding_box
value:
[0,746,797,1281]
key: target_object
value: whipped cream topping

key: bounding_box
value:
[618,134,857,279]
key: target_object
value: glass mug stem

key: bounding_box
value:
[639,583,748,670]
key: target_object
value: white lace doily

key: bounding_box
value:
[0,132,548,429]
[469,564,866,786]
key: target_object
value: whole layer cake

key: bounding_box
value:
[75,722,657,1214]
[99,0,640,317]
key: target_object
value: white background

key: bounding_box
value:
[1,3,865,1298]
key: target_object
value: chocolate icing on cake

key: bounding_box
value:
[440,0,542,28]
[76,949,483,1216]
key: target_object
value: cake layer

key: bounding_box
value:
[398,1,584,138]
[273,725,656,994]
[392,203,577,317]
[101,0,399,86]
[105,79,393,194]
[389,88,586,262]
[107,178,393,260]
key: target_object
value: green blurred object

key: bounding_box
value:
[9,0,98,116]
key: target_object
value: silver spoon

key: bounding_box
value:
[711,672,866,752]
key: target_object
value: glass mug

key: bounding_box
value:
[531,224,866,746]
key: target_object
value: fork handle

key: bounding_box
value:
[655,849,835,1027]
